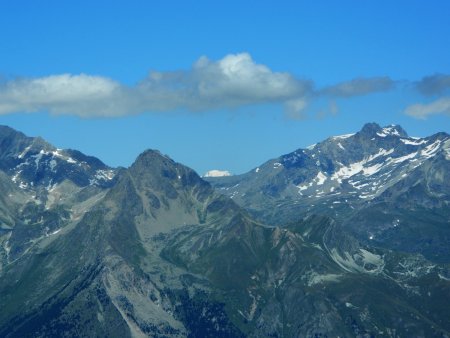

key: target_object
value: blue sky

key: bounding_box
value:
[1,1,449,174]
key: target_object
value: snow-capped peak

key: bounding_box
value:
[203,169,232,178]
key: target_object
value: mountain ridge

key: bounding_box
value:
[206,122,450,262]
[0,124,449,337]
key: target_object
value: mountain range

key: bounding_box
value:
[0,123,449,337]
[207,123,450,263]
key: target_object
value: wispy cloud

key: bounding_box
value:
[322,77,394,97]
[404,97,450,119]
[416,73,450,96]
[284,98,309,120]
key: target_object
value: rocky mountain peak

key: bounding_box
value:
[358,122,408,138]
[359,122,382,135]
[0,125,25,138]
[129,148,211,197]
[130,149,178,180]
[0,126,116,189]
[133,149,173,166]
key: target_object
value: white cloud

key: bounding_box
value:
[0,53,313,118]
[0,74,126,117]
[137,52,312,111]
[404,97,450,119]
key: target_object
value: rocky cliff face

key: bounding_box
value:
[0,125,449,337]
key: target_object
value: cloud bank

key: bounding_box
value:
[0,53,401,119]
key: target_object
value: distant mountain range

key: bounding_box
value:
[0,124,449,337]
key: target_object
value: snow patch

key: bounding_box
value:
[330,248,384,274]
[307,272,342,286]
[421,140,442,158]
[95,169,115,180]
[330,148,394,183]
[362,163,384,176]
[47,228,62,236]
[273,162,282,169]
[315,171,327,185]
[34,151,44,167]
[11,170,21,183]
[389,152,417,164]
[400,138,427,146]
[49,159,57,172]
[332,133,354,140]
[438,273,450,281]
[52,149,77,164]
[18,145,32,159]
[377,126,402,138]
[89,169,116,186]
[351,182,370,190]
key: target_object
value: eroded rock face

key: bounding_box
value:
[0,125,449,337]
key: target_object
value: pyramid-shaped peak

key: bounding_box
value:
[130,149,183,178]
[359,122,382,135]
[133,149,174,166]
